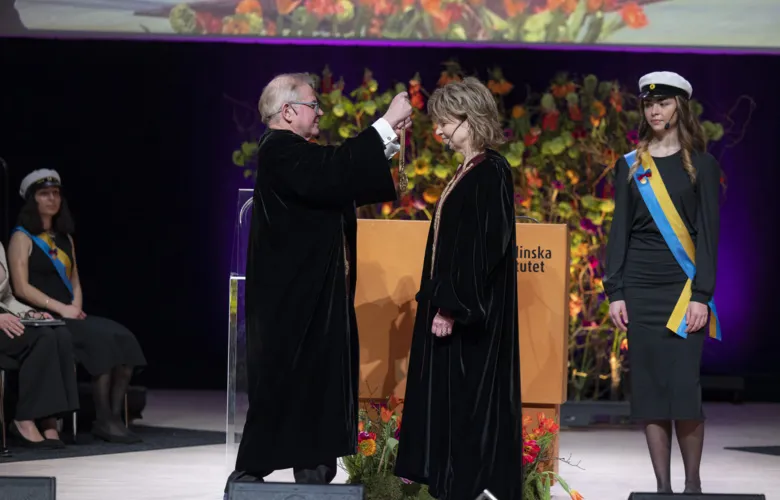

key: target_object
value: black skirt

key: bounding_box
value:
[63,316,147,376]
[623,240,705,421]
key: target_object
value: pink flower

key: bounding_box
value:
[627,130,639,145]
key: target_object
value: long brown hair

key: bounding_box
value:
[628,95,708,183]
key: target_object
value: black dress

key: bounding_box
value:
[19,232,147,377]
[395,151,524,500]
[603,150,721,421]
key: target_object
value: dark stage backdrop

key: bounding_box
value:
[0,38,777,396]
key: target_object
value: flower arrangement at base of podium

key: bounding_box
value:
[339,397,581,500]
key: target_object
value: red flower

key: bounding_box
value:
[358,431,377,443]
[523,439,541,465]
[542,110,560,131]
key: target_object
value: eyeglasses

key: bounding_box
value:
[266,100,321,120]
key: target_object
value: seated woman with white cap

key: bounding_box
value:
[8,169,147,444]
[604,71,723,494]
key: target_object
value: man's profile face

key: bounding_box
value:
[288,85,322,140]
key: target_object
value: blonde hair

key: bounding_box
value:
[428,77,505,151]
[258,73,316,125]
[628,95,708,183]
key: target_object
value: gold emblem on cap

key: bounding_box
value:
[649,84,656,90]
[640,176,648,184]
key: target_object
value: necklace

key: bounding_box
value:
[429,151,485,277]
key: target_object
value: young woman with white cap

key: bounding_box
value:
[604,71,723,494]
[8,169,147,444]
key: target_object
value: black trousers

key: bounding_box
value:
[0,326,80,421]
[224,458,338,493]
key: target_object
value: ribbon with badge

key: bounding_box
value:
[624,150,722,340]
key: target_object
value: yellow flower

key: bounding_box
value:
[565,169,580,184]
[414,158,430,176]
[572,243,589,259]
[359,439,377,456]
[381,203,393,216]
[512,105,526,118]
[593,277,603,291]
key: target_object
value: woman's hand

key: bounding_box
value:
[42,312,54,320]
[609,300,629,332]
[0,313,24,338]
[685,301,709,333]
[60,305,85,320]
[431,310,455,337]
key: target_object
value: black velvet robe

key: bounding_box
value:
[235,126,397,474]
[395,151,524,500]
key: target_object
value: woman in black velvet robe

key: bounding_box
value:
[604,71,722,494]
[395,77,523,500]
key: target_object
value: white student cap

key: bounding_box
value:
[19,169,62,199]
[638,71,693,100]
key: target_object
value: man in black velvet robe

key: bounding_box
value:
[225,73,412,491]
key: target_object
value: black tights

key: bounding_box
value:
[93,365,133,434]
[644,419,704,493]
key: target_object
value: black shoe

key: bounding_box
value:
[91,420,142,444]
[9,422,62,449]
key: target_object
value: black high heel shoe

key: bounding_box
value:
[9,422,64,449]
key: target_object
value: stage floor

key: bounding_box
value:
[2,390,779,500]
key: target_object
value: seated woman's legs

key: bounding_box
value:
[62,315,145,443]
[0,326,78,447]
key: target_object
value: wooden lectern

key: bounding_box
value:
[355,219,570,462]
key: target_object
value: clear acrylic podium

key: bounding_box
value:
[226,188,253,452]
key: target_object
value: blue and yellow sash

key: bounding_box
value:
[625,150,721,340]
[13,226,74,300]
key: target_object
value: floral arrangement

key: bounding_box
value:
[230,63,740,402]
[522,412,583,499]
[340,396,435,500]
[339,396,580,499]
[168,0,651,42]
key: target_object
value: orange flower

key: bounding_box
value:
[359,439,377,456]
[571,490,585,500]
[358,421,365,432]
[562,0,577,14]
[276,0,302,14]
[568,104,583,121]
[570,293,582,317]
[587,0,602,11]
[381,406,394,423]
[389,394,404,409]
[503,0,526,17]
[488,79,513,95]
[511,105,525,118]
[592,100,606,118]
[620,2,648,29]
[551,82,576,98]
[620,338,628,351]
[610,89,623,112]
[235,0,262,14]
[423,188,440,204]
[525,169,543,188]
[546,0,563,10]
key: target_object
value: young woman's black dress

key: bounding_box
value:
[603,150,721,420]
[21,233,146,376]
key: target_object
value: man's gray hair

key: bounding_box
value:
[258,73,316,125]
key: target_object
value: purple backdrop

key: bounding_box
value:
[209,44,778,375]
